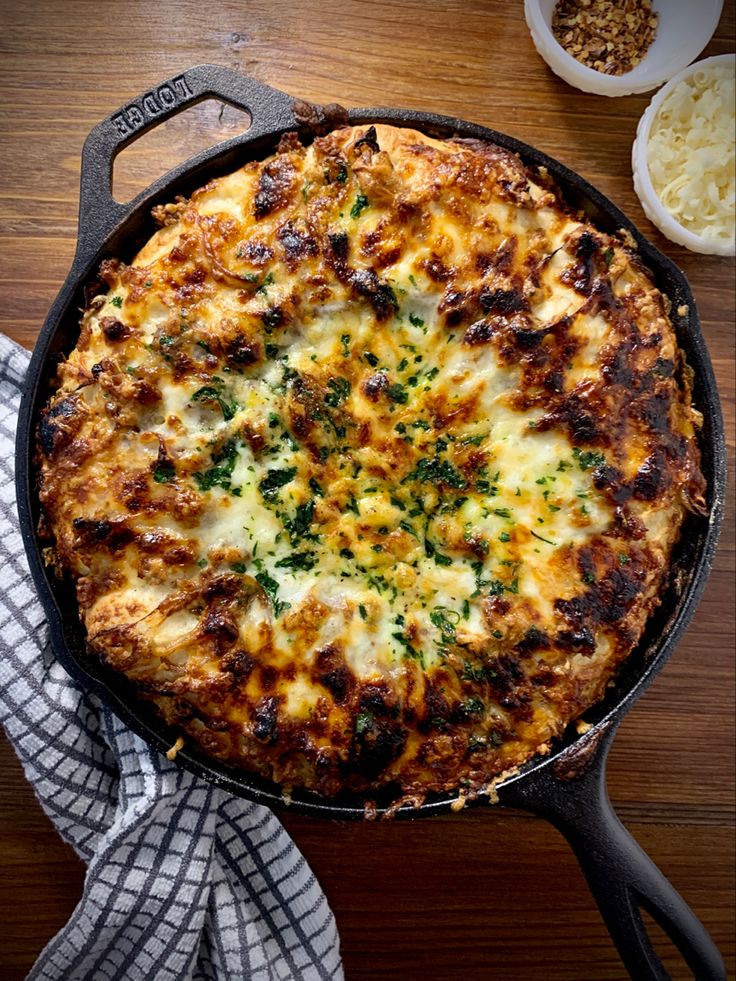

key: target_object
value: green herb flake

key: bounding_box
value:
[408,456,466,490]
[255,272,274,296]
[152,462,176,484]
[324,376,351,408]
[358,604,368,621]
[255,571,290,616]
[392,630,424,667]
[364,351,379,367]
[193,439,240,492]
[355,710,373,734]
[285,500,315,541]
[340,333,351,357]
[385,381,408,405]
[408,312,425,328]
[258,467,297,501]
[430,607,459,644]
[110,295,123,308]
[274,551,317,572]
[350,193,369,218]
[191,385,238,422]
[573,447,606,471]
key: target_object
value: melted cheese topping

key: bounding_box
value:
[648,63,735,245]
[38,124,705,803]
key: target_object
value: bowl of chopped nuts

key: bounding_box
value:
[524,0,724,97]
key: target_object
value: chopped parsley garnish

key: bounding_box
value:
[385,381,408,405]
[350,193,369,218]
[604,246,614,267]
[582,571,596,585]
[408,456,466,490]
[265,343,279,359]
[255,571,290,617]
[424,536,453,566]
[355,710,373,734]
[358,604,368,621]
[492,507,512,519]
[262,308,283,332]
[430,607,459,644]
[191,385,238,421]
[499,531,511,543]
[284,500,315,541]
[258,466,297,501]
[340,334,351,357]
[364,351,379,367]
[336,164,348,183]
[392,629,424,666]
[230,562,248,574]
[255,272,274,295]
[152,462,175,484]
[274,551,317,571]
[573,447,605,471]
[110,295,123,308]
[459,696,484,716]
[408,312,425,328]
[193,439,240,492]
[309,477,324,497]
[324,376,351,408]
[461,660,496,683]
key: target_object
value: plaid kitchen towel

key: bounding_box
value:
[0,333,343,981]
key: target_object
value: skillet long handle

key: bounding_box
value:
[76,64,296,262]
[498,724,726,981]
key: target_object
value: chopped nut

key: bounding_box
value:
[551,0,658,76]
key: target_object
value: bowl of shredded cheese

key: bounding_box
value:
[632,54,735,256]
[525,0,724,97]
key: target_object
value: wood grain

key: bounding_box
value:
[0,2,733,978]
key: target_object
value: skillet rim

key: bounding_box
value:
[14,100,727,820]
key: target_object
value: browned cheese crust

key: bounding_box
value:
[37,124,706,805]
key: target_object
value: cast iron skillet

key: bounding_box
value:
[15,65,727,980]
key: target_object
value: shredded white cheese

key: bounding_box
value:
[648,63,735,245]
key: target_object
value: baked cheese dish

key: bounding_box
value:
[37,124,706,806]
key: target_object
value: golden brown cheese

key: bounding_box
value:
[37,124,706,805]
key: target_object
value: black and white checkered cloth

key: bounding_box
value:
[0,334,343,981]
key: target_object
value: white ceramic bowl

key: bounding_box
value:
[632,53,735,256]
[524,0,724,97]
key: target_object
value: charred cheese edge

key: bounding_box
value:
[37,124,706,804]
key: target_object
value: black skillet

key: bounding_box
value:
[14,65,727,980]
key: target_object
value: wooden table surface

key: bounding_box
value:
[1,2,734,978]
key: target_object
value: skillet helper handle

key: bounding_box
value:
[76,64,296,263]
[499,724,726,981]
